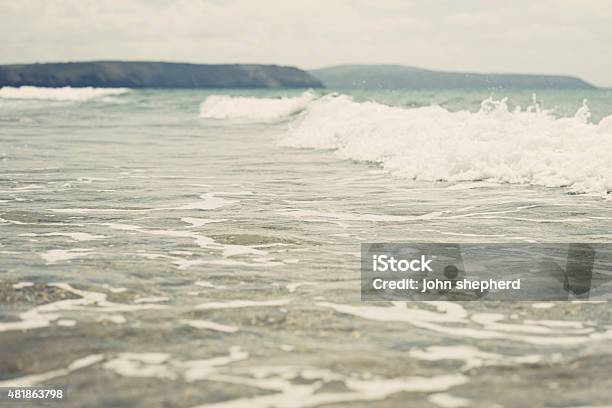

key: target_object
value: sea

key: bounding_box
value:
[1,86,612,407]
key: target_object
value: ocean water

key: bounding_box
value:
[1,86,612,407]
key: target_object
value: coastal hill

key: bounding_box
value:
[0,61,595,90]
[0,61,323,89]
[310,64,595,89]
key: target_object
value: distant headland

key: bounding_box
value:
[0,61,597,90]
[0,61,323,89]
[310,64,596,89]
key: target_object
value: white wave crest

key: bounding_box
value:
[282,94,612,195]
[0,86,130,101]
[199,91,315,120]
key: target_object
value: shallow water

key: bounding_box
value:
[1,88,612,407]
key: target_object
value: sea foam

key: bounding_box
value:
[199,91,315,120]
[0,86,130,101]
[280,94,612,195]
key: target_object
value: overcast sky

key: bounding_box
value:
[2,0,612,86]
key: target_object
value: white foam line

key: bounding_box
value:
[195,281,227,289]
[57,319,76,327]
[0,354,104,387]
[532,302,555,309]
[40,248,93,264]
[446,181,498,190]
[50,192,237,214]
[103,347,248,382]
[177,193,237,211]
[97,314,127,324]
[279,209,441,222]
[286,282,315,293]
[172,259,209,270]
[196,299,290,310]
[0,216,84,227]
[316,302,612,346]
[13,282,34,289]
[200,259,284,267]
[414,229,507,238]
[0,185,47,193]
[221,244,266,257]
[0,283,167,333]
[182,320,238,333]
[470,313,553,334]
[49,208,148,213]
[190,373,467,408]
[102,284,127,293]
[181,217,228,227]
[76,176,108,182]
[409,345,541,370]
[428,393,471,408]
[106,223,266,260]
[134,296,170,304]
[181,347,250,382]
[103,353,175,380]
[0,86,129,101]
[468,216,591,223]
[523,319,585,328]
[21,232,106,241]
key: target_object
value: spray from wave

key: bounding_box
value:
[276,93,612,195]
[0,86,130,101]
[199,91,315,120]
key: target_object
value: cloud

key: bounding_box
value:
[1,0,611,86]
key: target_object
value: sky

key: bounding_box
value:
[2,0,612,86]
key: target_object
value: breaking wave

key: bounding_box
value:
[0,86,130,101]
[278,93,612,196]
[198,91,612,195]
[199,91,315,120]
